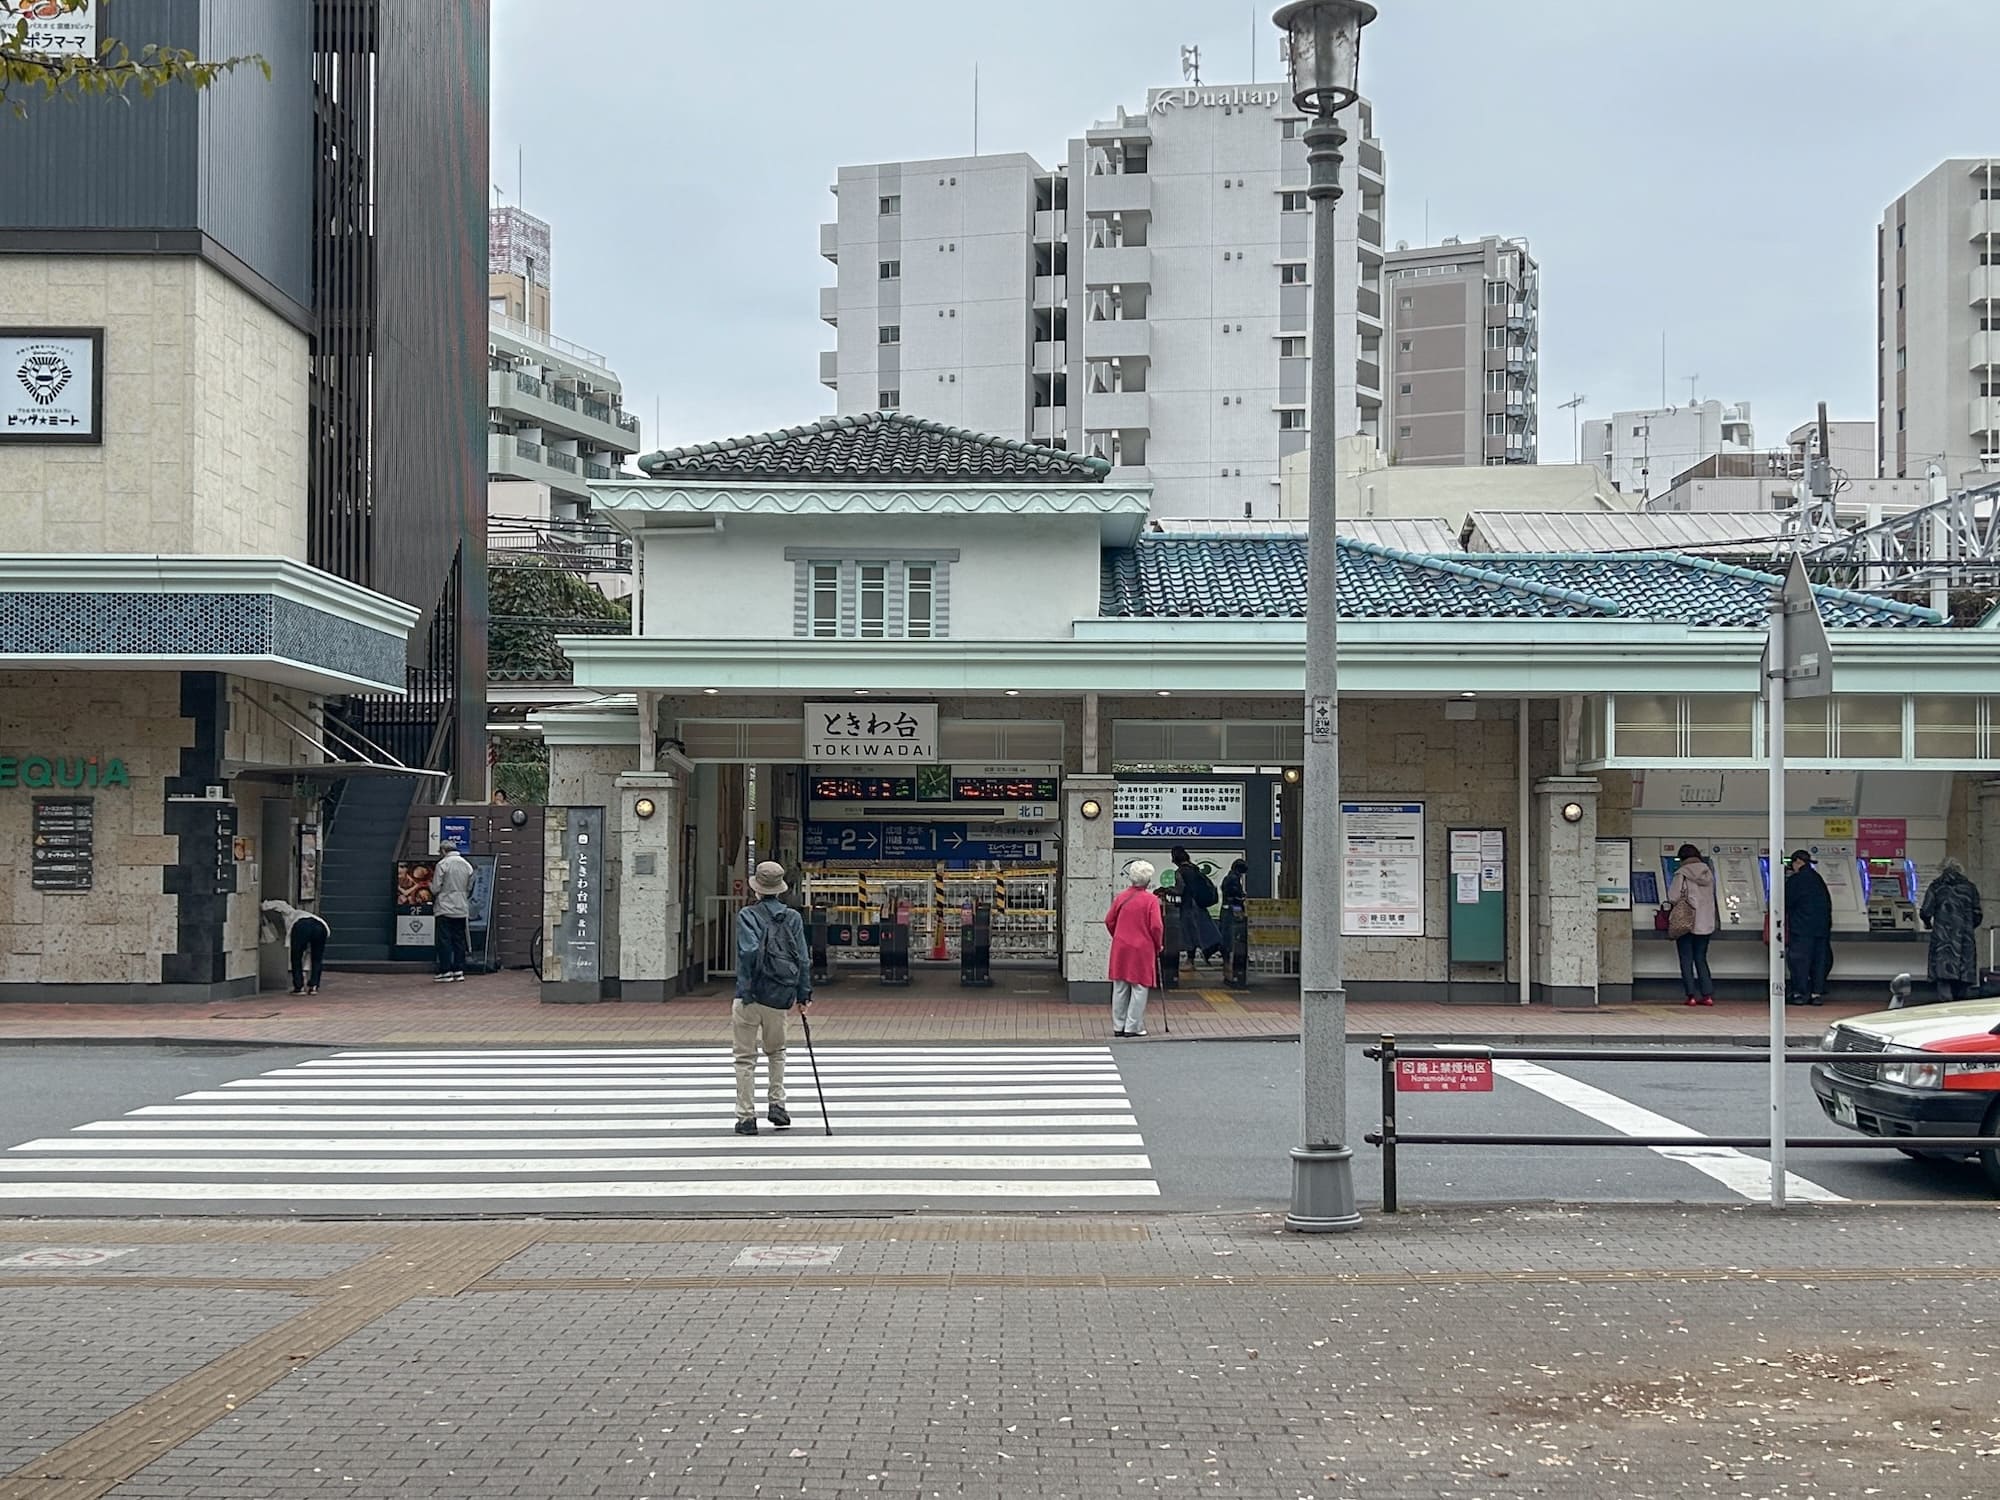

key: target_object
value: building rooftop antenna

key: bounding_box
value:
[1181,44,1201,85]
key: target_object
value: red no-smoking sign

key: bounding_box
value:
[1396,1056,1494,1093]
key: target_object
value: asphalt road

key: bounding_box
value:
[0,1039,1991,1216]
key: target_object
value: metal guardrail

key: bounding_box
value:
[1364,1035,2000,1213]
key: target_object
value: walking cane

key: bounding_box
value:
[799,1005,831,1135]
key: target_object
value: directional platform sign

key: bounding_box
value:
[804,822,1047,863]
[1762,553,1833,700]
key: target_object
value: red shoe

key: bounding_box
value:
[1701,996,1716,1007]
[1685,996,1700,1006]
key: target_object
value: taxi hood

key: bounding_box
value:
[1835,998,2000,1050]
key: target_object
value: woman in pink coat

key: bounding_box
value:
[1105,860,1165,1037]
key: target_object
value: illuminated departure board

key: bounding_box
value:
[809,776,915,803]
[951,777,1060,801]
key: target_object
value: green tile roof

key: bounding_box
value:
[1099,537,1944,627]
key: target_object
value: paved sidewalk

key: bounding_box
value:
[0,967,1875,1048]
[2,1204,1997,1498]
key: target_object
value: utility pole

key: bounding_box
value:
[1685,373,1701,406]
[1557,393,1587,465]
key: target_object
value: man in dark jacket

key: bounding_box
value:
[1921,857,1985,1004]
[1782,850,1833,1006]
[1219,858,1251,983]
[1169,847,1222,966]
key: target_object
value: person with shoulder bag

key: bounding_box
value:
[1664,844,1719,1007]
[731,861,813,1135]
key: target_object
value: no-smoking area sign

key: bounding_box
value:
[1395,1056,1494,1093]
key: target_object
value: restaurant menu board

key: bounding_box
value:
[393,859,436,947]
[1342,802,1425,937]
[31,797,93,892]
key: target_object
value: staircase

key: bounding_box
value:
[320,774,418,966]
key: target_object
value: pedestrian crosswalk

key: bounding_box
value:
[0,1046,1160,1208]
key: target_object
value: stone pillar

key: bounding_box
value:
[615,770,680,1001]
[1532,776,1600,1008]
[1062,774,1117,1004]
[1969,778,2000,960]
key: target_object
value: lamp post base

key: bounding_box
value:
[1285,1144,1362,1233]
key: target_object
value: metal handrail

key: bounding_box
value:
[1364,1035,2000,1213]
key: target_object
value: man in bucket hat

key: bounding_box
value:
[732,861,813,1134]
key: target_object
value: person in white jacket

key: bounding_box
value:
[260,900,332,996]
[431,842,476,982]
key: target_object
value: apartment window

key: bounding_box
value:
[1399,339,1412,353]
[1280,119,1300,139]
[879,195,901,215]
[1898,408,1906,431]
[879,260,901,279]
[878,325,900,345]
[1399,382,1412,396]
[1278,409,1306,430]
[1982,381,2000,398]
[1897,347,1908,371]
[1398,424,1412,439]
[1279,337,1304,357]
[1485,327,1505,349]
[1398,294,1413,310]
[1896,224,1905,247]
[1984,187,2000,201]
[1485,370,1506,393]
[809,563,840,639]
[1985,315,2000,331]
[1280,264,1308,285]
[1896,286,1905,309]
[1985,251,2000,266]
[858,564,887,639]
[878,388,900,408]
[1280,191,1306,212]
[1486,282,1509,305]
[1486,414,1507,437]
[905,564,935,639]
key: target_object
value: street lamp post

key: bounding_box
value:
[1274,0,1375,1233]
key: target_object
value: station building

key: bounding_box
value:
[538,411,2000,1007]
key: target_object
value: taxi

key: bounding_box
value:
[1810,997,2000,1190]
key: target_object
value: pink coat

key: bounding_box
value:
[1105,886,1164,985]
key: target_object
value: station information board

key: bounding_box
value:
[808,776,916,803]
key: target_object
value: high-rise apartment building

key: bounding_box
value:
[1580,400,1754,501]
[819,82,1387,520]
[1381,235,1538,466]
[1879,159,2000,482]
[489,204,552,332]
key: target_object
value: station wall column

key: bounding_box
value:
[616,770,681,1001]
[1969,778,2000,958]
[1532,776,1600,1008]
[1062,773,1118,1004]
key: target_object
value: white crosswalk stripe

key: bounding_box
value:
[0,1046,1160,1207]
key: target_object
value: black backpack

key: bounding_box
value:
[744,902,806,1007]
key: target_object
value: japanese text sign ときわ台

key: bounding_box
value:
[804,703,939,763]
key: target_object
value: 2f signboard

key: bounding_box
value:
[805,702,938,763]
[1396,1057,1494,1093]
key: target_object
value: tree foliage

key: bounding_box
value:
[2,0,268,118]
[488,558,631,682]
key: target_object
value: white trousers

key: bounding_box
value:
[1111,980,1149,1033]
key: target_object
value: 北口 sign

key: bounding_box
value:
[805,703,938,762]
[0,328,103,444]
[1396,1057,1494,1093]
[1113,781,1245,839]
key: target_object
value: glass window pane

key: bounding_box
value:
[1686,695,1755,758]
[858,564,885,639]
[1613,694,1678,758]
[1914,696,1982,759]
[1782,698,1830,758]
[1835,695,1902,758]
[809,563,840,639]
[905,564,933,639]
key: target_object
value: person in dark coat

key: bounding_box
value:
[1920,858,1984,1003]
[1169,846,1223,966]
[1782,849,1833,1007]
[1219,858,1251,979]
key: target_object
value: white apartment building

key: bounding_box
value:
[1879,159,2000,483]
[1579,399,1754,502]
[819,82,1388,520]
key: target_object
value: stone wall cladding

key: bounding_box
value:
[0,257,307,557]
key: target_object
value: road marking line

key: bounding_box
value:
[0,1178,1165,1201]
[127,1099,1136,1117]
[1493,1059,1846,1204]
[0,1152,1155,1176]
[249,1070,1125,1084]
[77,1113,1141,1133]
[327,1047,1114,1061]
[12,1133,1148,1153]
[187,1085,1131,1101]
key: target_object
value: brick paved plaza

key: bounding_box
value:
[3,1204,1997,1499]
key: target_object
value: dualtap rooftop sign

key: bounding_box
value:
[1150,86,1284,114]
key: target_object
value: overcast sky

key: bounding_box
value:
[492,0,1990,461]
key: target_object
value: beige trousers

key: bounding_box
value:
[731,999,789,1120]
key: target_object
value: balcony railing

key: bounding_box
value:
[1358,140,1384,178]
[544,448,579,475]
[514,436,542,462]
[618,411,641,435]
[1357,285,1381,319]
[1356,359,1381,392]
[489,311,608,370]
[1358,213,1383,247]
[585,460,615,481]
[583,397,613,423]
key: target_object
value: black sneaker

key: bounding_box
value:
[768,1104,792,1130]
[734,1117,757,1136]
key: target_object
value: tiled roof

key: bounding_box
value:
[1098,537,1943,628]
[635,411,1111,485]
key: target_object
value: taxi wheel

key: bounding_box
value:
[1980,1100,2000,1196]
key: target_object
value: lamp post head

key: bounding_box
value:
[1273,0,1376,115]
